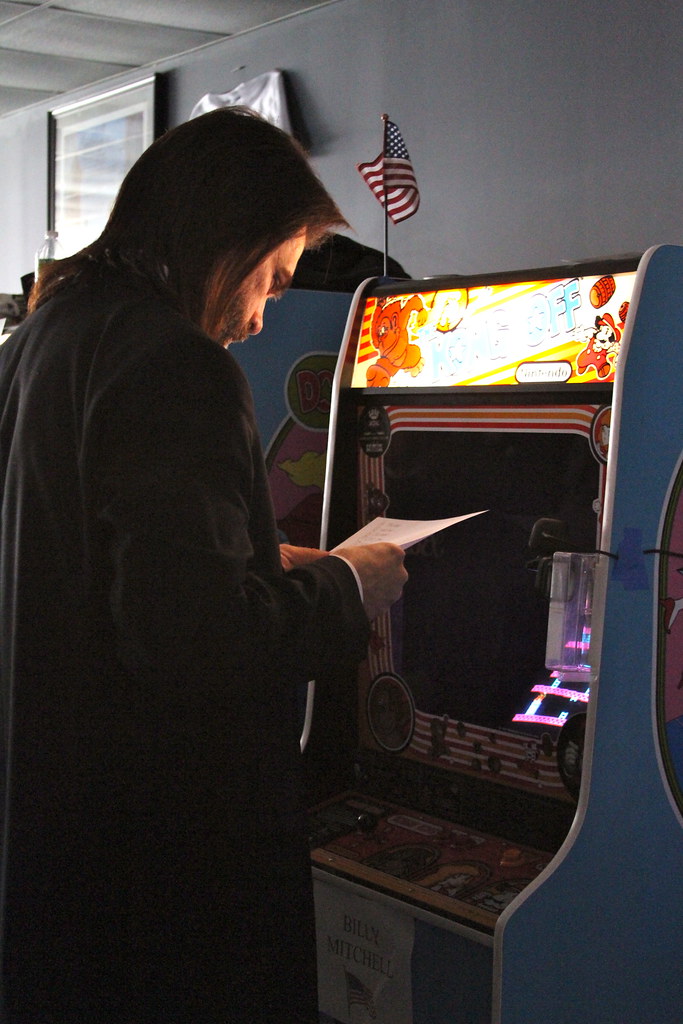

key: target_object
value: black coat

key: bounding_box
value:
[0,268,368,1023]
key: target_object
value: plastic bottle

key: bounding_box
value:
[34,230,63,280]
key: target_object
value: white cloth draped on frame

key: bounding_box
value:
[189,69,292,134]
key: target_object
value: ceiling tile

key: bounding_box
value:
[0,0,338,119]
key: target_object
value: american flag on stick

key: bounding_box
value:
[357,115,420,224]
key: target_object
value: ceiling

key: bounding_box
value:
[0,0,336,119]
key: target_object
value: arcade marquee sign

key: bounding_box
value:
[351,270,636,388]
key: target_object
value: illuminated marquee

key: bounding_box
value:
[351,271,636,388]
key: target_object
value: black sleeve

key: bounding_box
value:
[92,330,369,693]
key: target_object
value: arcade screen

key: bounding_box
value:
[375,419,599,733]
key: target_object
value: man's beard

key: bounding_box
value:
[215,292,250,347]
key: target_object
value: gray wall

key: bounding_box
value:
[1,0,682,293]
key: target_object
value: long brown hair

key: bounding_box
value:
[30,107,348,335]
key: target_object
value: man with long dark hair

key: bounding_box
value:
[0,108,406,1023]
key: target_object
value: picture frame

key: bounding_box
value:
[48,75,163,257]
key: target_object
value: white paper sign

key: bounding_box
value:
[333,510,487,551]
[315,879,414,1024]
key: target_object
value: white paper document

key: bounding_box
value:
[332,510,487,551]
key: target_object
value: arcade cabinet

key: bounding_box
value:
[230,287,352,552]
[309,246,683,1023]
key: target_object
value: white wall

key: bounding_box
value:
[1,0,682,291]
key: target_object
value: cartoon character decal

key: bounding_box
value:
[275,446,327,547]
[575,275,630,381]
[265,352,336,548]
[576,308,628,379]
[366,295,427,386]
[589,406,612,464]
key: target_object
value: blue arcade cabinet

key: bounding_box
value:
[310,246,683,1023]
[493,245,683,1023]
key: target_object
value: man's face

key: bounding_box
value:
[216,231,307,347]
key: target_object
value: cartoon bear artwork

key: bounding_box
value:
[366,295,427,386]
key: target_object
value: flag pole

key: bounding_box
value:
[381,113,389,277]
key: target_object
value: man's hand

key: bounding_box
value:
[280,544,328,571]
[333,542,407,620]
[280,541,407,620]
